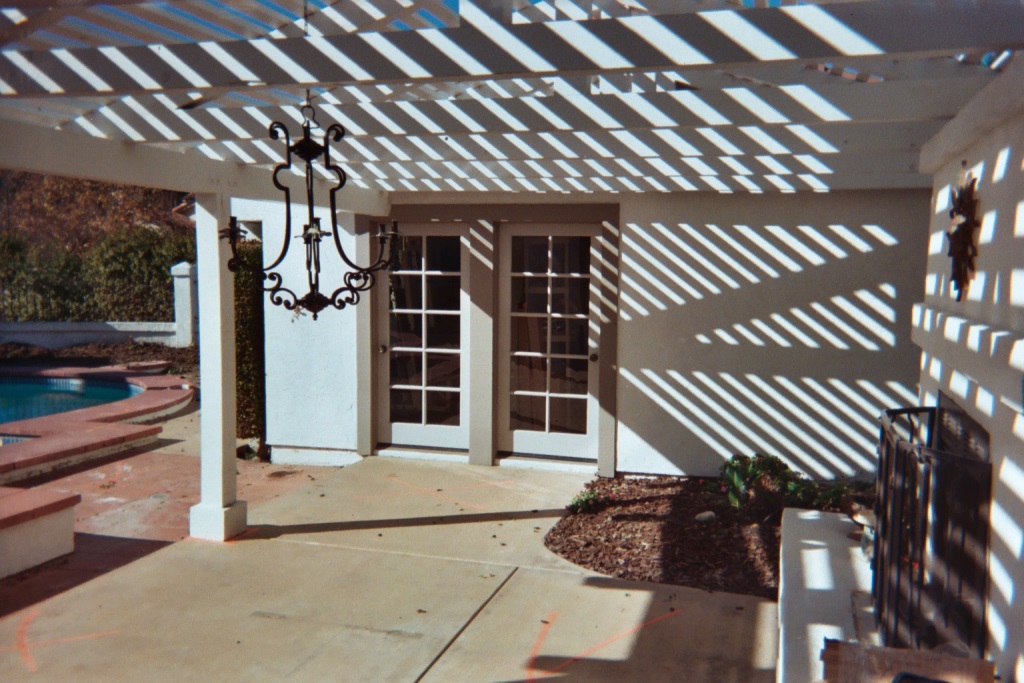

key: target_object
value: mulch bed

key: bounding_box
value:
[545,476,783,599]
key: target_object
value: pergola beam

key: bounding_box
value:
[0,117,389,214]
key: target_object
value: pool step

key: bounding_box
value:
[0,421,161,484]
[0,365,194,484]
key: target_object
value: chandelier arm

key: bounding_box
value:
[264,271,300,311]
[328,269,378,310]
[323,123,371,274]
[264,121,295,272]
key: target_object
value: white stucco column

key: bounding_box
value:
[189,192,247,541]
[467,220,496,466]
[170,261,198,348]
[354,216,374,457]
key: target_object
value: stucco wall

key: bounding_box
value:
[615,190,930,479]
[913,89,1024,678]
[234,198,365,463]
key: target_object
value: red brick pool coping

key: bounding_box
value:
[0,364,195,483]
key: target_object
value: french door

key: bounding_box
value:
[375,226,468,450]
[497,225,602,460]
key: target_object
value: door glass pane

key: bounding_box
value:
[426,236,460,272]
[390,352,422,385]
[550,278,588,314]
[389,275,422,310]
[512,317,547,353]
[511,357,547,392]
[390,313,422,348]
[426,275,459,310]
[396,236,423,271]
[510,395,545,431]
[550,318,587,356]
[391,389,421,423]
[425,391,459,425]
[551,236,590,275]
[425,314,459,349]
[388,234,464,432]
[512,236,549,273]
[426,353,459,387]
[549,397,586,434]
[507,234,592,439]
[512,276,548,313]
[550,358,588,395]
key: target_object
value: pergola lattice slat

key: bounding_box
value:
[2,2,1022,98]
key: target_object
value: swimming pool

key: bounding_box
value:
[0,376,143,425]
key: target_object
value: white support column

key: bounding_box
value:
[354,214,374,457]
[189,193,247,541]
[467,220,496,466]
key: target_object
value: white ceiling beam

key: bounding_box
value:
[1,1,1020,98]
[345,168,929,194]
[0,117,389,213]
[181,140,923,180]
[920,54,1024,173]
[157,119,941,165]
[54,76,991,145]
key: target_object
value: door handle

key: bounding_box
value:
[589,353,599,362]
[379,344,388,354]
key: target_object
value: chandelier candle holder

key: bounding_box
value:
[222,92,401,320]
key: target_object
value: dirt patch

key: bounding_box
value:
[545,476,783,599]
[0,341,198,387]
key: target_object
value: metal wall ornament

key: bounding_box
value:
[221,92,402,320]
[945,160,979,302]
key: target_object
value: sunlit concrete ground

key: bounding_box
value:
[0,404,778,681]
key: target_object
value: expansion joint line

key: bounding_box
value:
[414,566,519,682]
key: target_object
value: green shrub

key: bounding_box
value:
[1,225,194,322]
[719,454,874,517]
[0,233,86,321]
[566,486,617,514]
[234,241,267,454]
[720,454,815,514]
[80,226,194,321]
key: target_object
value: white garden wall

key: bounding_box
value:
[615,190,930,479]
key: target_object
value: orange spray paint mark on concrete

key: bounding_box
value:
[15,610,39,672]
[355,479,518,502]
[526,612,558,682]
[526,608,683,679]
[380,474,488,510]
[1,609,119,672]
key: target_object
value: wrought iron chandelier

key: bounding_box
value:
[222,91,401,320]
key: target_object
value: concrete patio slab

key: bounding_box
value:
[0,450,780,682]
[246,457,590,573]
[421,568,777,683]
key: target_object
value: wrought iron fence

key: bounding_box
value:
[874,405,991,658]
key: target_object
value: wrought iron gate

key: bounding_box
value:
[874,404,991,658]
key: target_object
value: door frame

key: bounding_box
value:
[496,223,613,464]
[373,223,471,452]
[371,206,620,475]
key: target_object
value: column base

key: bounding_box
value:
[189,500,248,541]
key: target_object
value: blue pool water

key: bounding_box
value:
[0,376,142,425]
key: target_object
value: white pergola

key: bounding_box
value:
[2,1,1022,194]
[1,0,1022,539]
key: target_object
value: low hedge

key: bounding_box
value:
[0,227,194,322]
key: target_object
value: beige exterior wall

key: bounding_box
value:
[913,61,1024,678]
